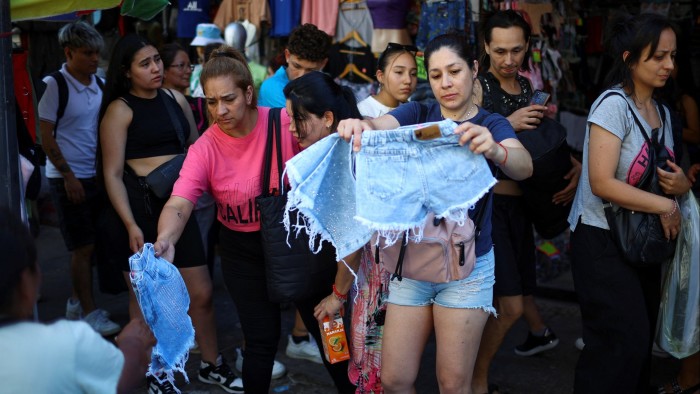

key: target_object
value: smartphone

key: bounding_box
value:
[530,90,551,106]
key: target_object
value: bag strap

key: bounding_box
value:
[595,91,667,206]
[260,108,283,197]
[159,89,186,148]
[47,71,68,138]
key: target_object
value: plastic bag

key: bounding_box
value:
[656,192,700,359]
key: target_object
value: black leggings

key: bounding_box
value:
[218,227,355,394]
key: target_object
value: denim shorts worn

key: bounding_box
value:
[387,247,496,312]
[48,177,100,251]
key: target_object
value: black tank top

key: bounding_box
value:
[122,90,190,160]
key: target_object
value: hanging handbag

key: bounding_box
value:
[144,90,186,199]
[600,92,676,266]
[255,108,335,303]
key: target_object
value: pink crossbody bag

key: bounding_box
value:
[374,191,492,283]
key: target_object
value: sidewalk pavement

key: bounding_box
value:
[34,224,680,393]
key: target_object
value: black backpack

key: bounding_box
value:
[45,71,105,136]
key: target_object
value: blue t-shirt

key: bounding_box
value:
[259,66,289,108]
[389,101,516,257]
[177,0,211,38]
[269,0,302,37]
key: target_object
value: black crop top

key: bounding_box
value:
[122,90,190,160]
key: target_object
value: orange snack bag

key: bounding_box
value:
[320,313,350,364]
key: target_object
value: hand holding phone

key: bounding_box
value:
[530,90,551,106]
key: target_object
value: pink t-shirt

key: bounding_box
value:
[173,107,300,232]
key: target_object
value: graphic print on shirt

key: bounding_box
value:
[626,141,675,187]
[216,173,281,225]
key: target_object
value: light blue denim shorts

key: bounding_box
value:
[387,248,496,312]
[356,119,496,244]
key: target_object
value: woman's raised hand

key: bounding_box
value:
[337,118,374,151]
[455,121,502,160]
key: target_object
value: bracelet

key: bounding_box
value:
[332,284,347,303]
[496,142,508,167]
[661,199,678,219]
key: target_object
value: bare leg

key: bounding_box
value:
[180,266,217,364]
[291,309,309,337]
[434,305,489,394]
[123,271,143,320]
[71,243,96,313]
[472,295,523,394]
[381,304,433,394]
[522,295,546,333]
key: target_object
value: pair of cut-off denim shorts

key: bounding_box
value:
[388,247,496,311]
[129,243,194,385]
[284,119,496,261]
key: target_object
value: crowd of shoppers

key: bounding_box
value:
[7,9,699,394]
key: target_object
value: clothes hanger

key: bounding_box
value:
[338,30,368,47]
[338,63,374,84]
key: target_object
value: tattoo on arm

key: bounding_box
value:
[177,212,183,219]
[48,148,72,174]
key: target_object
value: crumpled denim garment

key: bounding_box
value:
[284,119,496,258]
[129,243,194,391]
[284,135,373,261]
[356,119,496,245]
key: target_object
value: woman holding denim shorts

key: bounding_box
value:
[337,32,533,393]
[153,47,356,393]
[99,35,241,393]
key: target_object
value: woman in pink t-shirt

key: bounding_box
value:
[154,47,356,393]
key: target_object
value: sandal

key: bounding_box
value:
[658,378,700,394]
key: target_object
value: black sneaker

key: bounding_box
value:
[514,327,560,356]
[147,376,178,394]
[198,354,244,393]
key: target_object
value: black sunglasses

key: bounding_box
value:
[384,42,419,54]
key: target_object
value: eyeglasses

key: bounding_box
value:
[169,63,195,72]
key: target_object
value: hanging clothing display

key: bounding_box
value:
[213,0,270,34]
[176,0,210,39]
[326,43,376,85]
[335,1,374,49]
[269,0,302,37]
[367,0,412,53]
[415,0,467,50]
[301,0,339,36]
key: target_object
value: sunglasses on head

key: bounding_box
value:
[385,42,419,55]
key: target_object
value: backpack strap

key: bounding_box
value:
[47,71,68,138]
[158,89,186,148]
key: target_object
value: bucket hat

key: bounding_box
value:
[191,23,225,47]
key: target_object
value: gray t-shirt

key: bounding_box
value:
[568,87,674,231]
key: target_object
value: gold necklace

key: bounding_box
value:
[443,105,476,122]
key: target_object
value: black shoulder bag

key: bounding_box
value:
[599,92,676,266]
[144,89,187,199]
[255,108,336,303]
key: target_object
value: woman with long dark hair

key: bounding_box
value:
[99,34,241,393]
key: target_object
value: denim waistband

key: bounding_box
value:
[361,119,460,147]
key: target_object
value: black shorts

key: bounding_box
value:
[48,177,101,251]
[120,170,205,271]
[491,194,537,297]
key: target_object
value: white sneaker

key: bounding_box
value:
[234,348,287,379]
[574,337,585,351]
[84,309,121,336]
[285,335,323,364]
[65,298,82,320]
